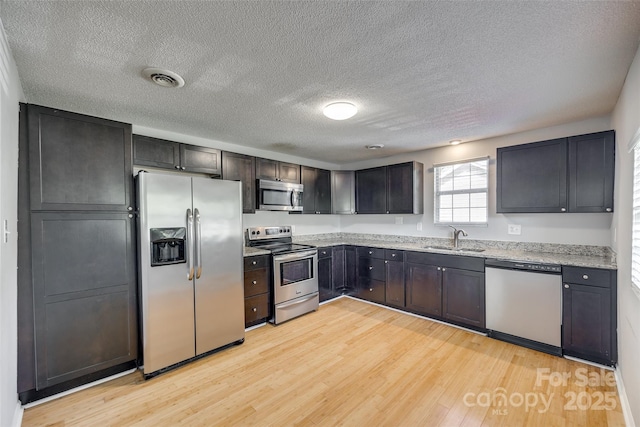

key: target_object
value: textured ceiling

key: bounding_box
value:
[1,1,640,164]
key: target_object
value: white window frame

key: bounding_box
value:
[434,157,489,226]
[630,127,640,299]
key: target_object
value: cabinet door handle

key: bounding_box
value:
[181,166,186,170]
[442,268,446,271]
[385,260,388,264]
[369,266,374,270]
[369,288,373,292]
[252,280,257,285]
[127,206,133,211]
[391,253,396,257]
[369,251,373,255]
[252,307,257,312]
[606,208,612,212]
[564,284,569,289]
[175,165,180,170]
[437,267,441,271]
[582,274,589,280]
[252,261,257,265]
[561,208,566,212]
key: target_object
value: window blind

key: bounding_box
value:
[434,157,488,225]
[632,147,640,295]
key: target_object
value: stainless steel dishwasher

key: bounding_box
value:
[485,259,562,356]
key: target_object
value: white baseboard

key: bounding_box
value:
[13,400,23,427]
[615,368,636,427]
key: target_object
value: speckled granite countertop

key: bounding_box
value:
[243,246,270,257]
[289,233,617,270]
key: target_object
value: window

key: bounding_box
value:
[632,131,640,296]
[434,157,488,225]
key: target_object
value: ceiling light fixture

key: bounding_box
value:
[366,144,384,150]
[142,67,185,88]
[449,139,462,145]
[323,102,358,120]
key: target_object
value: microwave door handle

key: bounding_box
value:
[186,209,194,280]
[194,208,202,279]
[290,191,295,208]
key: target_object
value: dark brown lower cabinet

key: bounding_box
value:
[562,266,616,366]
[332,246,346,295]
[385,250,405,308]
[318,248,334,302]
[344,246,357,293]
[30,212,138,390]
[357,254,386,303]
[244,255,271,327]
[404,251,485,330]
[405,263,442,317]
[442,268,485,329]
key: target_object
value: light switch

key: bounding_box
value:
[508,224,521,235]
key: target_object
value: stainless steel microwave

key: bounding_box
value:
[257,179,304,211]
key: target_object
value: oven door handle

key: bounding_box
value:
[273,250,317,262]
[277,293,318,309]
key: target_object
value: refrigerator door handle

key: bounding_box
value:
[187,208,195,280]
[194,208,202,279]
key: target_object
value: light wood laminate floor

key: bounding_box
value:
[22,297,624,426]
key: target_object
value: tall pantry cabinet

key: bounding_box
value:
[18,104,138,403]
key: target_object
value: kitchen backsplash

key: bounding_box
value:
[293,232,615,261]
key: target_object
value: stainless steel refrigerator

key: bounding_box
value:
[137,171,245,377]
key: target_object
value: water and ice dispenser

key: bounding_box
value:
[150,228,186,266]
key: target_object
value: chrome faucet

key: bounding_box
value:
[449,225,468,248]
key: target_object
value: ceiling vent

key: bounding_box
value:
[142,67,185,88]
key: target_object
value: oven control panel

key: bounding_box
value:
[247,226,292,241]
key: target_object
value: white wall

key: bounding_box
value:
[611,43,640,426]
[339,116,613,245]
[0,16,25,427]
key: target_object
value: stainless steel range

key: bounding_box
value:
[247,226,319,324]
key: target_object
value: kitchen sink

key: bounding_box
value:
[425,246,485,253]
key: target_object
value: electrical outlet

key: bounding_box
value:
[395,217,403,225]
[508,224,521,235]
[417,222,423,231]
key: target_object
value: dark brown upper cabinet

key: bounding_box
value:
[222,151,256,214]
[301,166,331,214]
[497,130,614,213]
[568,131,615,213]
[355,161,424,214]
[28,105,133,212]
[255,158,300,184]
[133,134,221,176]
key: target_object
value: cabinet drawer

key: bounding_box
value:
[244,293,270,325]
[406,251,484,272]
[318,247,332,259]
[359,278,386,303]
[358,257,386,281]
[244,255,269,271]
[357,247,385,259]
[244,269,269,297]
[563,267,611,288]
[385,249,404,261]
